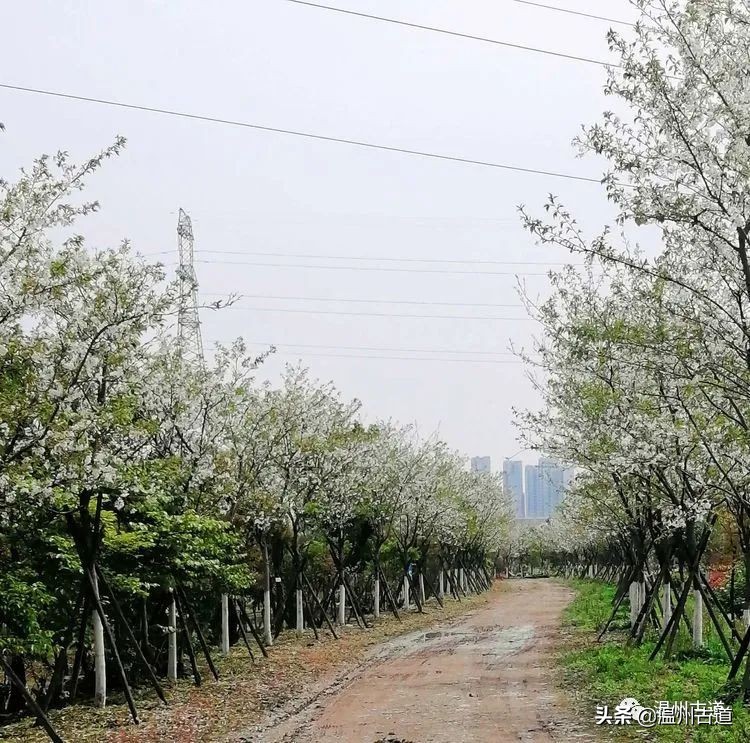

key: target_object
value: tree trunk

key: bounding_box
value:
[91,571,106,708]
[629,581,638,628]
[263,538,273,646]
[296,588,304,631]
[221,594,230,655]
[166,591,177,681]
[693,587,704,649]
[337,583,346,625]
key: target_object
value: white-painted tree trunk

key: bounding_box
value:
[337,583,346,625]
[629,581,638,627]
[693,589,704,648]
[263,588,272,646]
[221,593,230,655]
[168,592,178,681]
[92,571,106,707]
[743,608,750,629]
[263,539,273,646]
[437,569,444,599]
[662,582,672,628]
[418,573,426,605]
[296,588,304,631]
[403,575,410,610]
[374,576,381,619]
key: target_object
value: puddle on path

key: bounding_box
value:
[377,624,534,659]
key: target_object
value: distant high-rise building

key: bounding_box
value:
[523,458,568,518]
[539,457,565,516]
[470,456,491,474]
[503,459,525,518]
[524,464,542,518]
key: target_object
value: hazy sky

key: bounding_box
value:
[1,0,638,470]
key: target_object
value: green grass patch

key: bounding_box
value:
[559,579,750,742]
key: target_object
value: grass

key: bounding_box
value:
[559,579,750,742]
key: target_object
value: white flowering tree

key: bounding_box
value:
[518,0,750,683]
[0,146,505,737]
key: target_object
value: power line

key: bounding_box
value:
[237,340,517,356]
[278,351,523,364]
[193,258,551,276]
[0,82,603,184]
[511,0,634,27]
[200,292,524,309]
[210,305,535,321]
[193,212,523,223]
[195,249,575,267]
[231,349,525,365]
[285,0,618,67]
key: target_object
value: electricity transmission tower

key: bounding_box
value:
[176,208,204,367]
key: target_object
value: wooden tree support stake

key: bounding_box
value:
[1,655,64,743]
[42,586,84,712]
[729,623,750,680]
[84,565,139,723]
[69,593,91,701]
[378,568,401,621]
[237,596,271,656]
[176,585,219,680]
[174,590,202,685]
[405,571,424,613]
[440,557,463,600]
[95,566,167,704]
[696,579,733,662]
[300,568,339,639]
[233,600,256,661]
[699,571,742,644]
[420,568,444,608]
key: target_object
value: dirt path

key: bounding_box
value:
[239,579,593,743]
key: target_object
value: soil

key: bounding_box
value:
[237,579,594,743]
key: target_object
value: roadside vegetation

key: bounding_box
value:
[559,580,750,742]
[0,148,511,740]
[0,588,494,742]
[514,0,750,717]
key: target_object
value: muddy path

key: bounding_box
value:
[237,579,594,743]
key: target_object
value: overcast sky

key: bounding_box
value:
[1,0,639,471]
